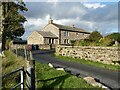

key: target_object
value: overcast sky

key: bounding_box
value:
[21,0,119,39]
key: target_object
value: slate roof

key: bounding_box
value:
[52,23,90,34]
[37,31,58,38]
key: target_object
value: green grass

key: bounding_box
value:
[2,50,102,89]
[2,50,26,89]
[35,60,101,89]
[55,55,120,71]
[2,50,26,75]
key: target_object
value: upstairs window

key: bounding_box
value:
[64,31,69,36]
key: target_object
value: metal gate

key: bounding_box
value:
[2,67,24,90]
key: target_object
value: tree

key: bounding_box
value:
[106,33,120,42]
[1,0,28,51]
[88,31,103,43]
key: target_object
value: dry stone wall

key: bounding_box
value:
[11,44,57,50]
[56,45,120,65]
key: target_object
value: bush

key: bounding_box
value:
[73,40,79,46]
[73,40,88,46]
[79,39,90,46]
[70,40,76,46]
[89,42,97,46]
[98,37,114,46]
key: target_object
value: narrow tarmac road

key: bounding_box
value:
[32,50,120,90]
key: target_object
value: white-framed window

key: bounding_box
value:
[64,39,69,44]
[64,31,69,36]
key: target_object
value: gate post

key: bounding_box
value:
[21,67,24,90]
[26,45,35,90]
[24,45,27,60]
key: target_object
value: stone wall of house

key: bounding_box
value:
[42,24,59,44]
[43,24,59,37]
[55,45,120,65]
[42,23,90,45]
[60,30,90,44]
[27,31,44,45]
[44,38,58,45]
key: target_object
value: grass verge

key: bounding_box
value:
[2,50,26,89]
[55,55,120,71]
[35,60,101,89]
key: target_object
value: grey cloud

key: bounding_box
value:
[95,21,118,35]
[22,2,118,39]
[24,2,86,19]
[80,2,118,35]
[81,3,118,22]
[23,2,52,18]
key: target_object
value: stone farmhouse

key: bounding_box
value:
[27,18,90,45]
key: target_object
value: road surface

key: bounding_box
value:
[32,50,120,90]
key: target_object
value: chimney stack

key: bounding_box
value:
[48,17,53,24]
[72,24,75,28]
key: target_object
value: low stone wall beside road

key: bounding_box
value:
[38,44,57,50]
[55,45,120,65]
[11,44,57,50]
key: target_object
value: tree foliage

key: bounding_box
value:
[105,33,120,42]
[2,0,28,51]
[3,1,28,39]
[88,31,103,43]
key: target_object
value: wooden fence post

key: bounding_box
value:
[31,59,35,90]
[26,45,35,90]
[16,44,18,57]
[24,46,27,60]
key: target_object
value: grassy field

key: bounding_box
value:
[55,55,120,71]
[2,50,101,89]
